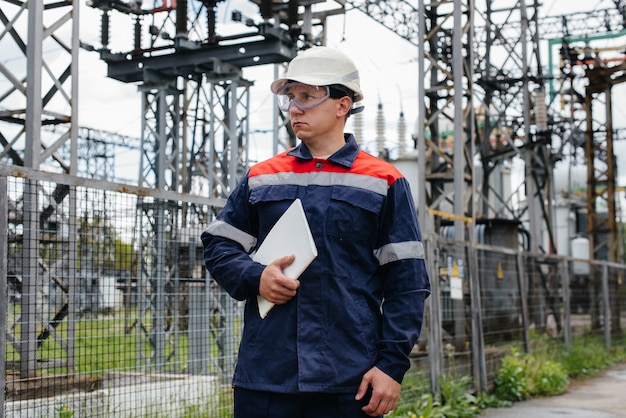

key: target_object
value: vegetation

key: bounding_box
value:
[493,348,569,401]
[389,334,626,418]
[389,372,509,418]
[7,307,625,418]
[560,337,622,378]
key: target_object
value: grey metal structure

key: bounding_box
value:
[84,0,298,372]
[348,0,624,391]
[0,0,80,378]
[2,0,626,386]
[349,0,624,249]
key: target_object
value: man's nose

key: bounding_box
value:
[289,102,304,114]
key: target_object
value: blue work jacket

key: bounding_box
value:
[201,134,430,394]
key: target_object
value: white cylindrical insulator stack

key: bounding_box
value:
[398,110,406,157]
[376,102,385,157]
[535,88,548,131]
[352,111,363,146]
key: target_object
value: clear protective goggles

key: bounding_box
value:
[276,82,330,112]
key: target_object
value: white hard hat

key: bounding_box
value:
[270,46,364,103]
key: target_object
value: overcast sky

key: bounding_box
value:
[73,0,626,181]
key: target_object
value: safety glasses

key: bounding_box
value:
[276,83,330,112]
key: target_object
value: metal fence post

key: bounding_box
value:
[561,258,572,351]
[468,242,486,392]
[516,252,530,353]
[426,238,443,394]
[1,175,7,417]
[602,263,611,348]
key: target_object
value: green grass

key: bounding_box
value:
[6,307,231,375]
[7,307,236,417]
[559,336,626,378]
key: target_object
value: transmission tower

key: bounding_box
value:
[83,0,349,373]
[0,0,80,378]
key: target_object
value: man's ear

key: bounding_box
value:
[336,96,352,118]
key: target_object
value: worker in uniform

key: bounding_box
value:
[202,46,430,418]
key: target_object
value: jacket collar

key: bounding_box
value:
[287,134,359,169]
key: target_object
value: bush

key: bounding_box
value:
[439,375,481,418]
[494,348,569,401]
[560,337,611,378]
[390,375,481,418]
[532,359,569,396]
[493,350,531,401]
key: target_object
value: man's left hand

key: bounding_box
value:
[355,366,401,417]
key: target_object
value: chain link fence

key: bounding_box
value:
[1,166,625,417]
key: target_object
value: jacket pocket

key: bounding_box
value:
[349,294,380,359]
[326,186,383,245]
[249,185,299,205]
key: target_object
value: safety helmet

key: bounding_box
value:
[270,46,364,104]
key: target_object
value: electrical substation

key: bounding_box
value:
[1,0,626,416]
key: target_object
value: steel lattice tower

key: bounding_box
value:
[0,0,80,378]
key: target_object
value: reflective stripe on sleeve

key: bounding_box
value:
[374,241,425,265]
[205,220,257,253]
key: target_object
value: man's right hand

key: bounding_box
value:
[258,254,299,304]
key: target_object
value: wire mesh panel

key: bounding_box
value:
[561,256,593,347]
[437,240,472,365]
[607,264,626,341]
[405,235,476,393]
[524,254,563,337]
[1,174,239,417]
[588,262,626,347]
[475,246,526,387]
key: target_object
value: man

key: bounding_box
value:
[201,46,430,418]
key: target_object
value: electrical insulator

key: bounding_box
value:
[353,111,363,146]
[398,111,406,157]
[535,89,548,132]
[376,102,385,158]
